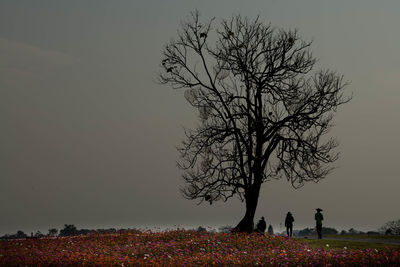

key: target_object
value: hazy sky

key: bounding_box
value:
[1,0,399,236]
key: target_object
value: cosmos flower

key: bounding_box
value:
[0,229,399,266]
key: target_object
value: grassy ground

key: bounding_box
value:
[297,237,400,250]
[325,234,400,240]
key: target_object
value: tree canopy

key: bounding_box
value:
[159,11,350,232]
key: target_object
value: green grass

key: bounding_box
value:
[297,237,400,250]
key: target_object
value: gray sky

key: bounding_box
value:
[1,0,399,236]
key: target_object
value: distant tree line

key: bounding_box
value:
[2,219,399,240]
[295,227,384,237]
[297,227,338,237]
[0,224,141,240]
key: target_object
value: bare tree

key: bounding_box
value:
[380,219,400,235]
[159,11,350,232]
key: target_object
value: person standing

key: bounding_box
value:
[315,208,324,239]
[256,217,267,233]
[285,212,295,237]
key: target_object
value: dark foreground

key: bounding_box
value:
[1,230,400,266]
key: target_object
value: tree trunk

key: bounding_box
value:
[234,184,261,233]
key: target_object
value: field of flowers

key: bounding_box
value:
[1,229,400,266]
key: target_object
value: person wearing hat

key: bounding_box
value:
[315,208,324,239]
[285,212,295,237]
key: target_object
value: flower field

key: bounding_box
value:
[1,229,399,266]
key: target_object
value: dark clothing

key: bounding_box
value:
[315,212,324,239]
[285,213,294,227]
[286,225,293,237]
[315,212,324,225]
[316,224,322,239]
[256,218,266,233]
[285,213,295,237]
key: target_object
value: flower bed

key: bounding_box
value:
[1,229,399,266]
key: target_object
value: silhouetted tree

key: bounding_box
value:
[0,234,10,240]
[48,228,58,237]
[34,231,44,238]
[348,228,358,235]
[159,11,350,232]
[322,227,338,235]
[298,227,314,237]
[297,227,338,237]
[380,219,400,235]
[0,230,27,240]
[16,230,27,239]
[59,224,78,236]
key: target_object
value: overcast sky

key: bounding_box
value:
[1,0,399,236]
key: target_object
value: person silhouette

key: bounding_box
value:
[315,208,324,239]
[255,216,267,233]
[285,212,294,237]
